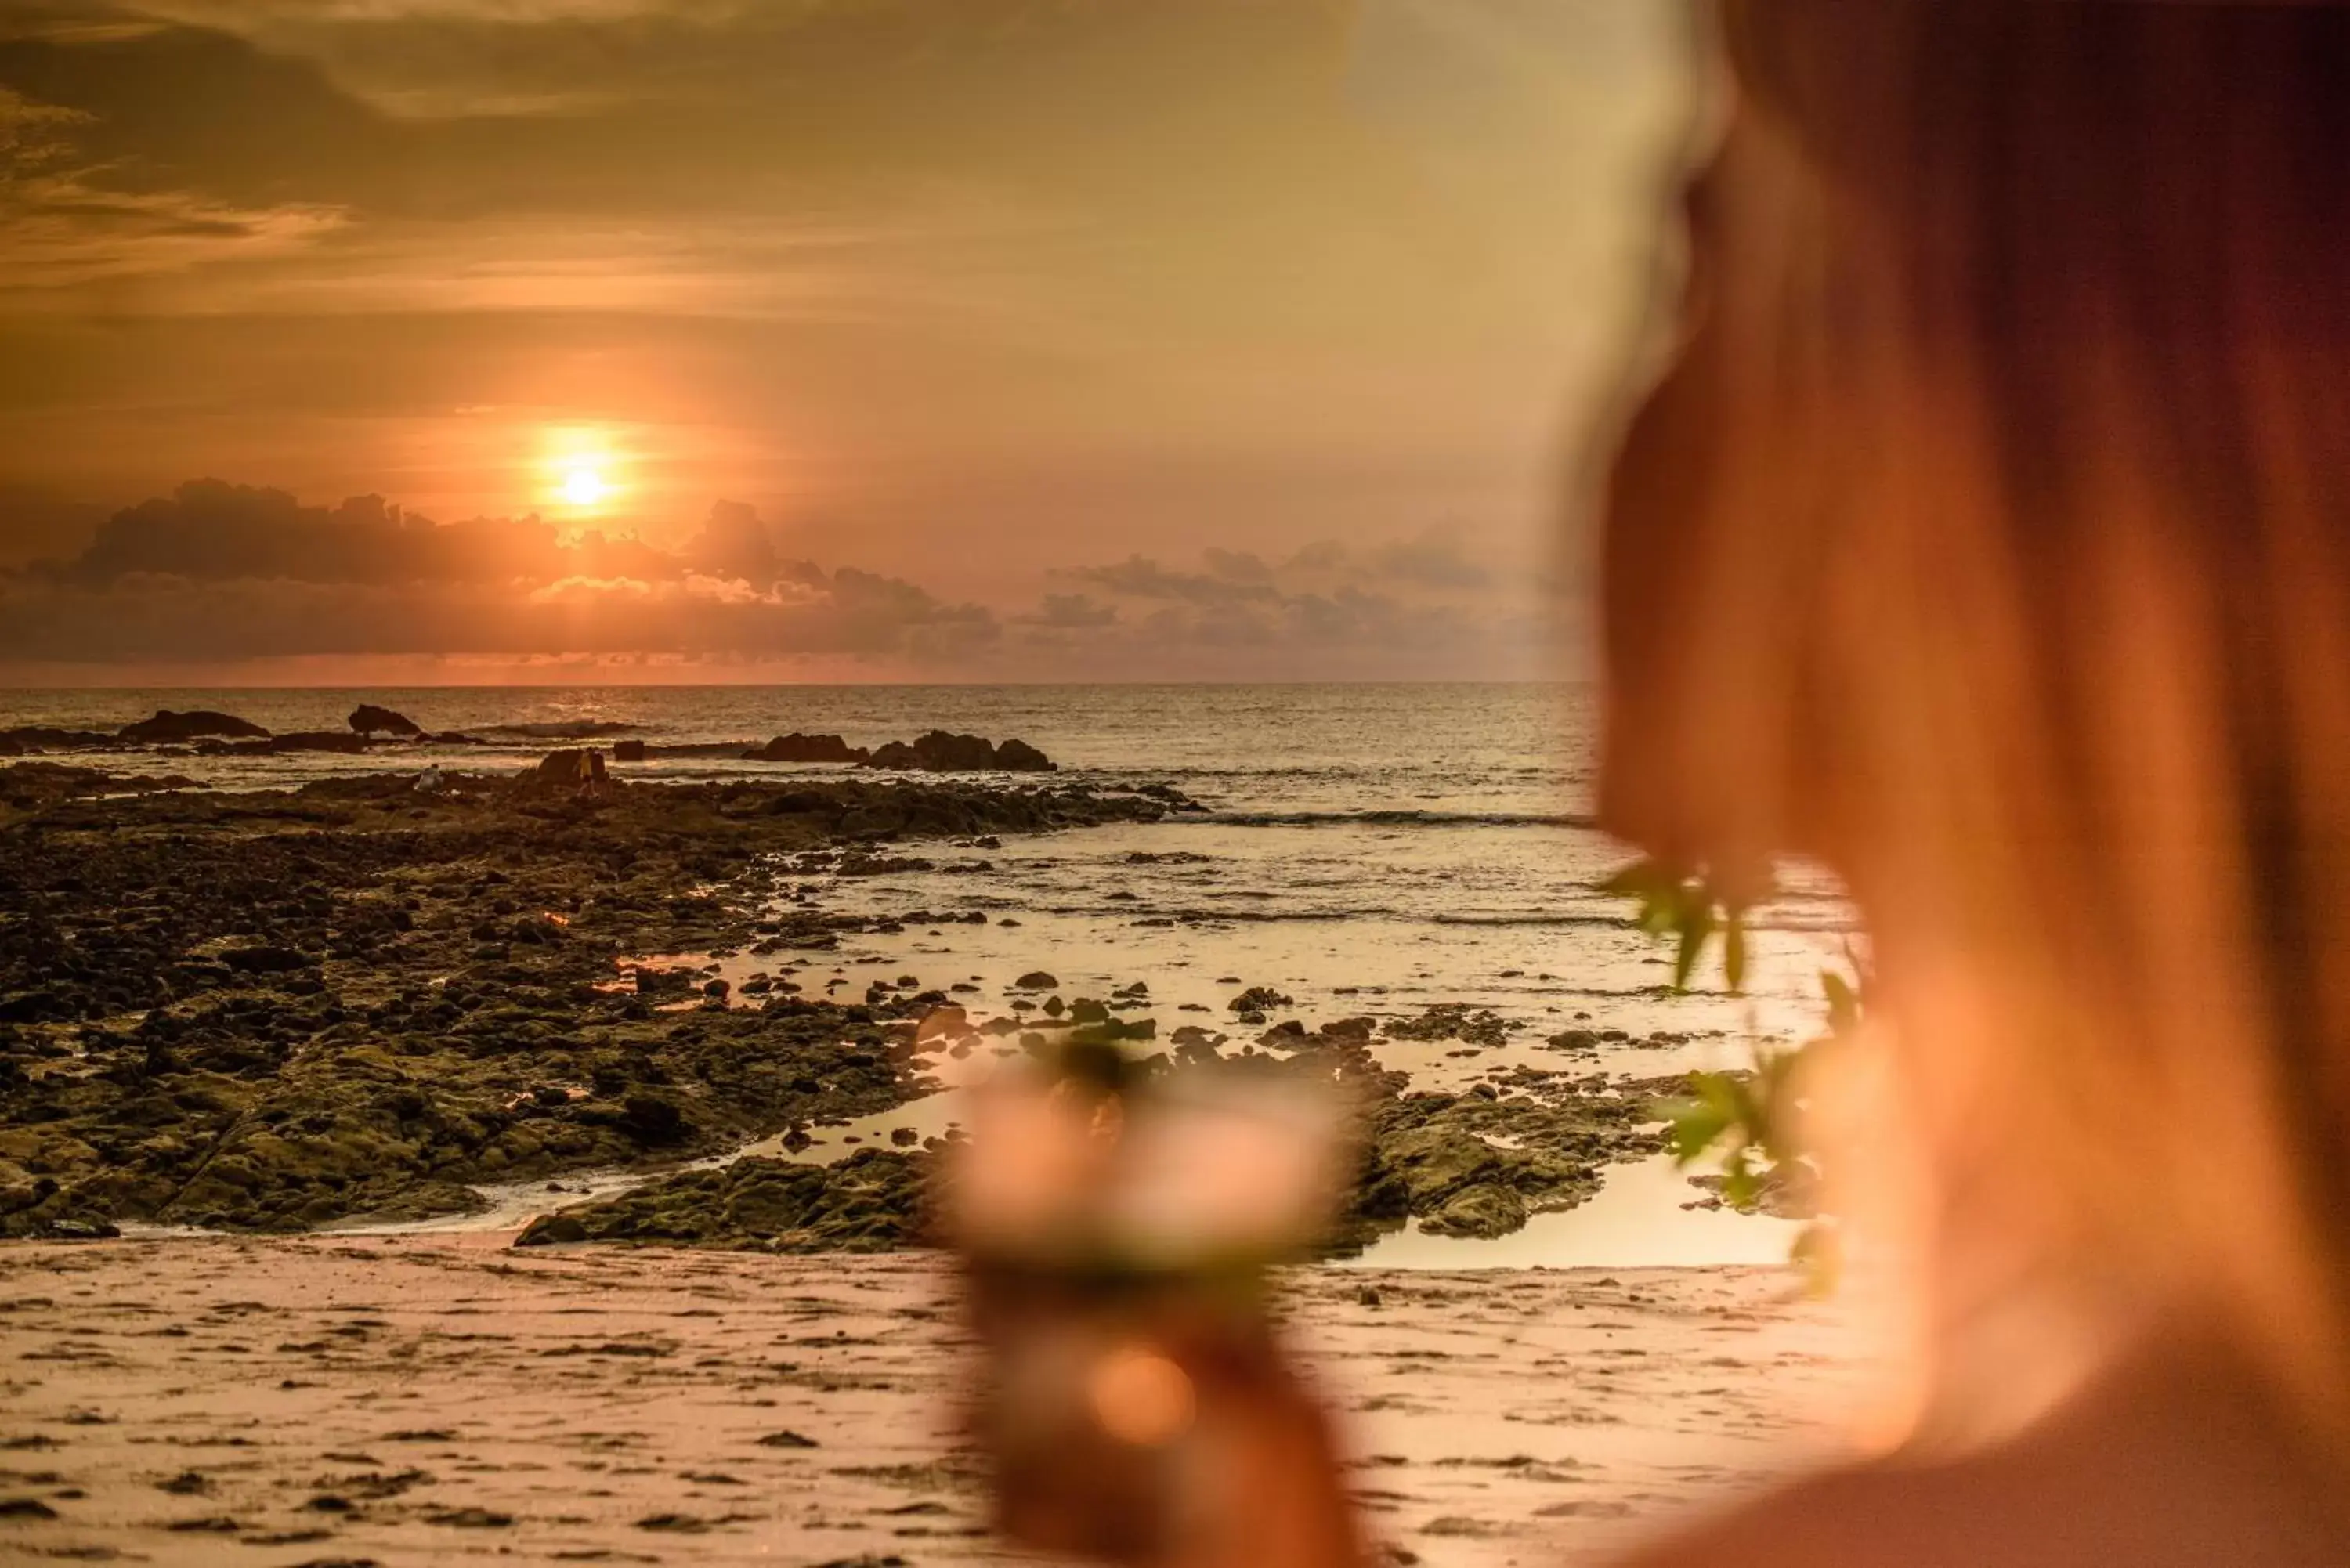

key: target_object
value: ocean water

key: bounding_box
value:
[7,684,1851,1263]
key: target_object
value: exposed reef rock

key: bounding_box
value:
[862,732,1055,773]
[1,764,197,818]
[513,1148,927,1252]
[531,748,611,789]
[518,1032,1670,1259]
[0,767,1192,1237]
[748,733,872,764]
[119,710,269,744]
[0,728,115,753]
[271,732,371,754]
[350,704,425,738]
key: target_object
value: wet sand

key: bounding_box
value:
[0,1238,1858,1568]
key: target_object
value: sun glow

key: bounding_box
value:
[559,464,609,508]
[541,426,624,514]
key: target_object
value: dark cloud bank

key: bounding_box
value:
[0,480,1552,680]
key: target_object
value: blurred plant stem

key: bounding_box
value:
[1605,858,1861,1291]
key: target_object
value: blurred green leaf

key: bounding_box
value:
[1821,970,1860,1035]
[1671,903,1716,990]
[1790,1221,1842,1296]
[1609,856,1866,1284]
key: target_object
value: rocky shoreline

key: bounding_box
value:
[0,761,1183,1238]
[2,703,1076,775]
[2,753,1699,1255]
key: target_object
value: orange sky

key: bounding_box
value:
[0,1,1688,682]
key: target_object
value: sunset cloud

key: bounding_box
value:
[0,2,1685,680]
[0,478,1553,681]
[0,481,998,668]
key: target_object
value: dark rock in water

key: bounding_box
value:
[0,727,117,753]
[0,727,116,753]
[1011,970,1059,991]
[119,710,269,744]
[613,739,648,762]
[0,764,1188,1235]
[755,1429,819,1449]
[266,731,370,754]
[1068,1016,1154,1046]
[748,733,871,764]
[1385,1003,1511,1048]
[41,1216,120,1240]
[1684,1162,1818,1219]
[1228,985,1293,1013]
[994,738,1054,771]
[532,748,609,789]
[0,762,196,811]
[513,1212,590,1245]
[349,704,423,738]
[1420,1183,1527,1237]
[0,1172,124,1240]
[508,1148,927,1252]
[862,731,1055,773]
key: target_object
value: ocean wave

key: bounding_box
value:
[479,721,648,739]
[1000,902,1632,927]
[1195,808,1600,829]
[1432,912,1851,933]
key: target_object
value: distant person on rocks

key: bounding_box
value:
[989,3,2350,1564]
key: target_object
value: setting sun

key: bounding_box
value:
[541,426,623,513]
[558,464,609,509]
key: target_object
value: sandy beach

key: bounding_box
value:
[0,1237,1856,1568]
[0,721,1860,1565]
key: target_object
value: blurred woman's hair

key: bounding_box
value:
[1599,0,2350,1453]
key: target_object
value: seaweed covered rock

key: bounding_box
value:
[0,764,1189,1234]
[0,1174,123,1240]
[5,996,911,1233]
[1384,1003,1513,1048]
[514,1148,928,1252]
[1325,1084,1665,1251]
